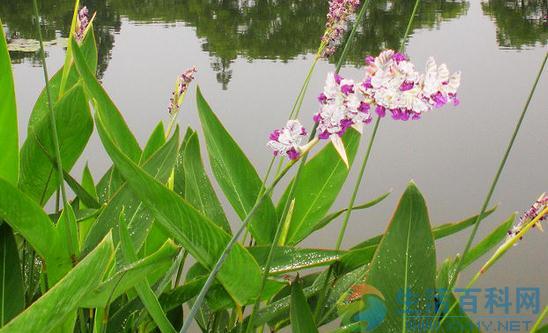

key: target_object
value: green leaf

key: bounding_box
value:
[460,213,515,269]
[435,259,480,333]
[313,191,391,232]
[157,277,206,314]
[340,208,497,273]
[535,325,548,333]
[0,20,19,185]
[0,233,114,333]
[83,130,179,254]
[172,128,195,199]
[19,85,93,204]
[183,130,231,233]
[281,128,361,245]
[28,29,97,133]
[118,212,176,333]
[71,38,141,163]
[0,223,24,326]
[95,112,262,305]
[249,246,340,274]
[0,178,61,261]
[290,277,319,333]
[142,122,166,162]
[78,164,99,246]
[350,207,497,250]
[81,240,179,308]
[363,182,436,332]
[196,87,277,244]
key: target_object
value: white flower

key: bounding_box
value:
[267,120,308,160]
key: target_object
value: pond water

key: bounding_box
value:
[3,0,548,326]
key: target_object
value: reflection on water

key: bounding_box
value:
[3,0,544,87]
[482,0,547,49]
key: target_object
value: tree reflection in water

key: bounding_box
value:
[1,0,544,87]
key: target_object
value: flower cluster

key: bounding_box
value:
[315,72,372,139]
[267,120,308,160]
[507,193,547,240]
[317,50,461,138]
[75,6,90,42]
[320,0,360,58]
[267,50,460,163]
[363,50,461,121]
[168,66,197,115]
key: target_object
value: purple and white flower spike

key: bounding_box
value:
[168,66,197,115]
[421,57,461,108]
[267,120,308,160]
[314,50,461,165]
[360,50,461,120]
[315,72,372,166]
[507,193,547,242]
[75,6,90,42]
[320,0,360,58]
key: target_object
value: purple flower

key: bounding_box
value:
[267,120,308,160]
[315,73,372,139]
[507,193,547,241]
[320,0,361,58]
[168,66,197,114]
[375,105,386,118]
[75,6,90,42]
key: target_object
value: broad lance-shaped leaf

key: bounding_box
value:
[19,84,93,204]
[95,111,262,305]
[28,29,97,133]
[0,20,18,185]
[196,87,277,244]
[183,130,231,233]
[279,128,361,245]
[83,129,179,255]
[141,122,166,162]
[361,182,436,332]
[0,234,114,333]
[290,277,319,333]
[248,247,340,274]
[350,207,497,250]
[340,209,502,273]
[0,178,69,269]
[0,224,24,326]
[70,38,141,163]
[80,240,178,308]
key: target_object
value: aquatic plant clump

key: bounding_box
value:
[1,0,546,332]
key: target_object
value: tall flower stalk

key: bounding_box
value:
[313,0,422,321]
[431,51,548,331]
[245,1,373,331]
[181,1,369,332]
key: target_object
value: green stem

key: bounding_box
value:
[531,306,548,332]
[313,0,421,321]
[431,51,548,332]
[33,0,77,262]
